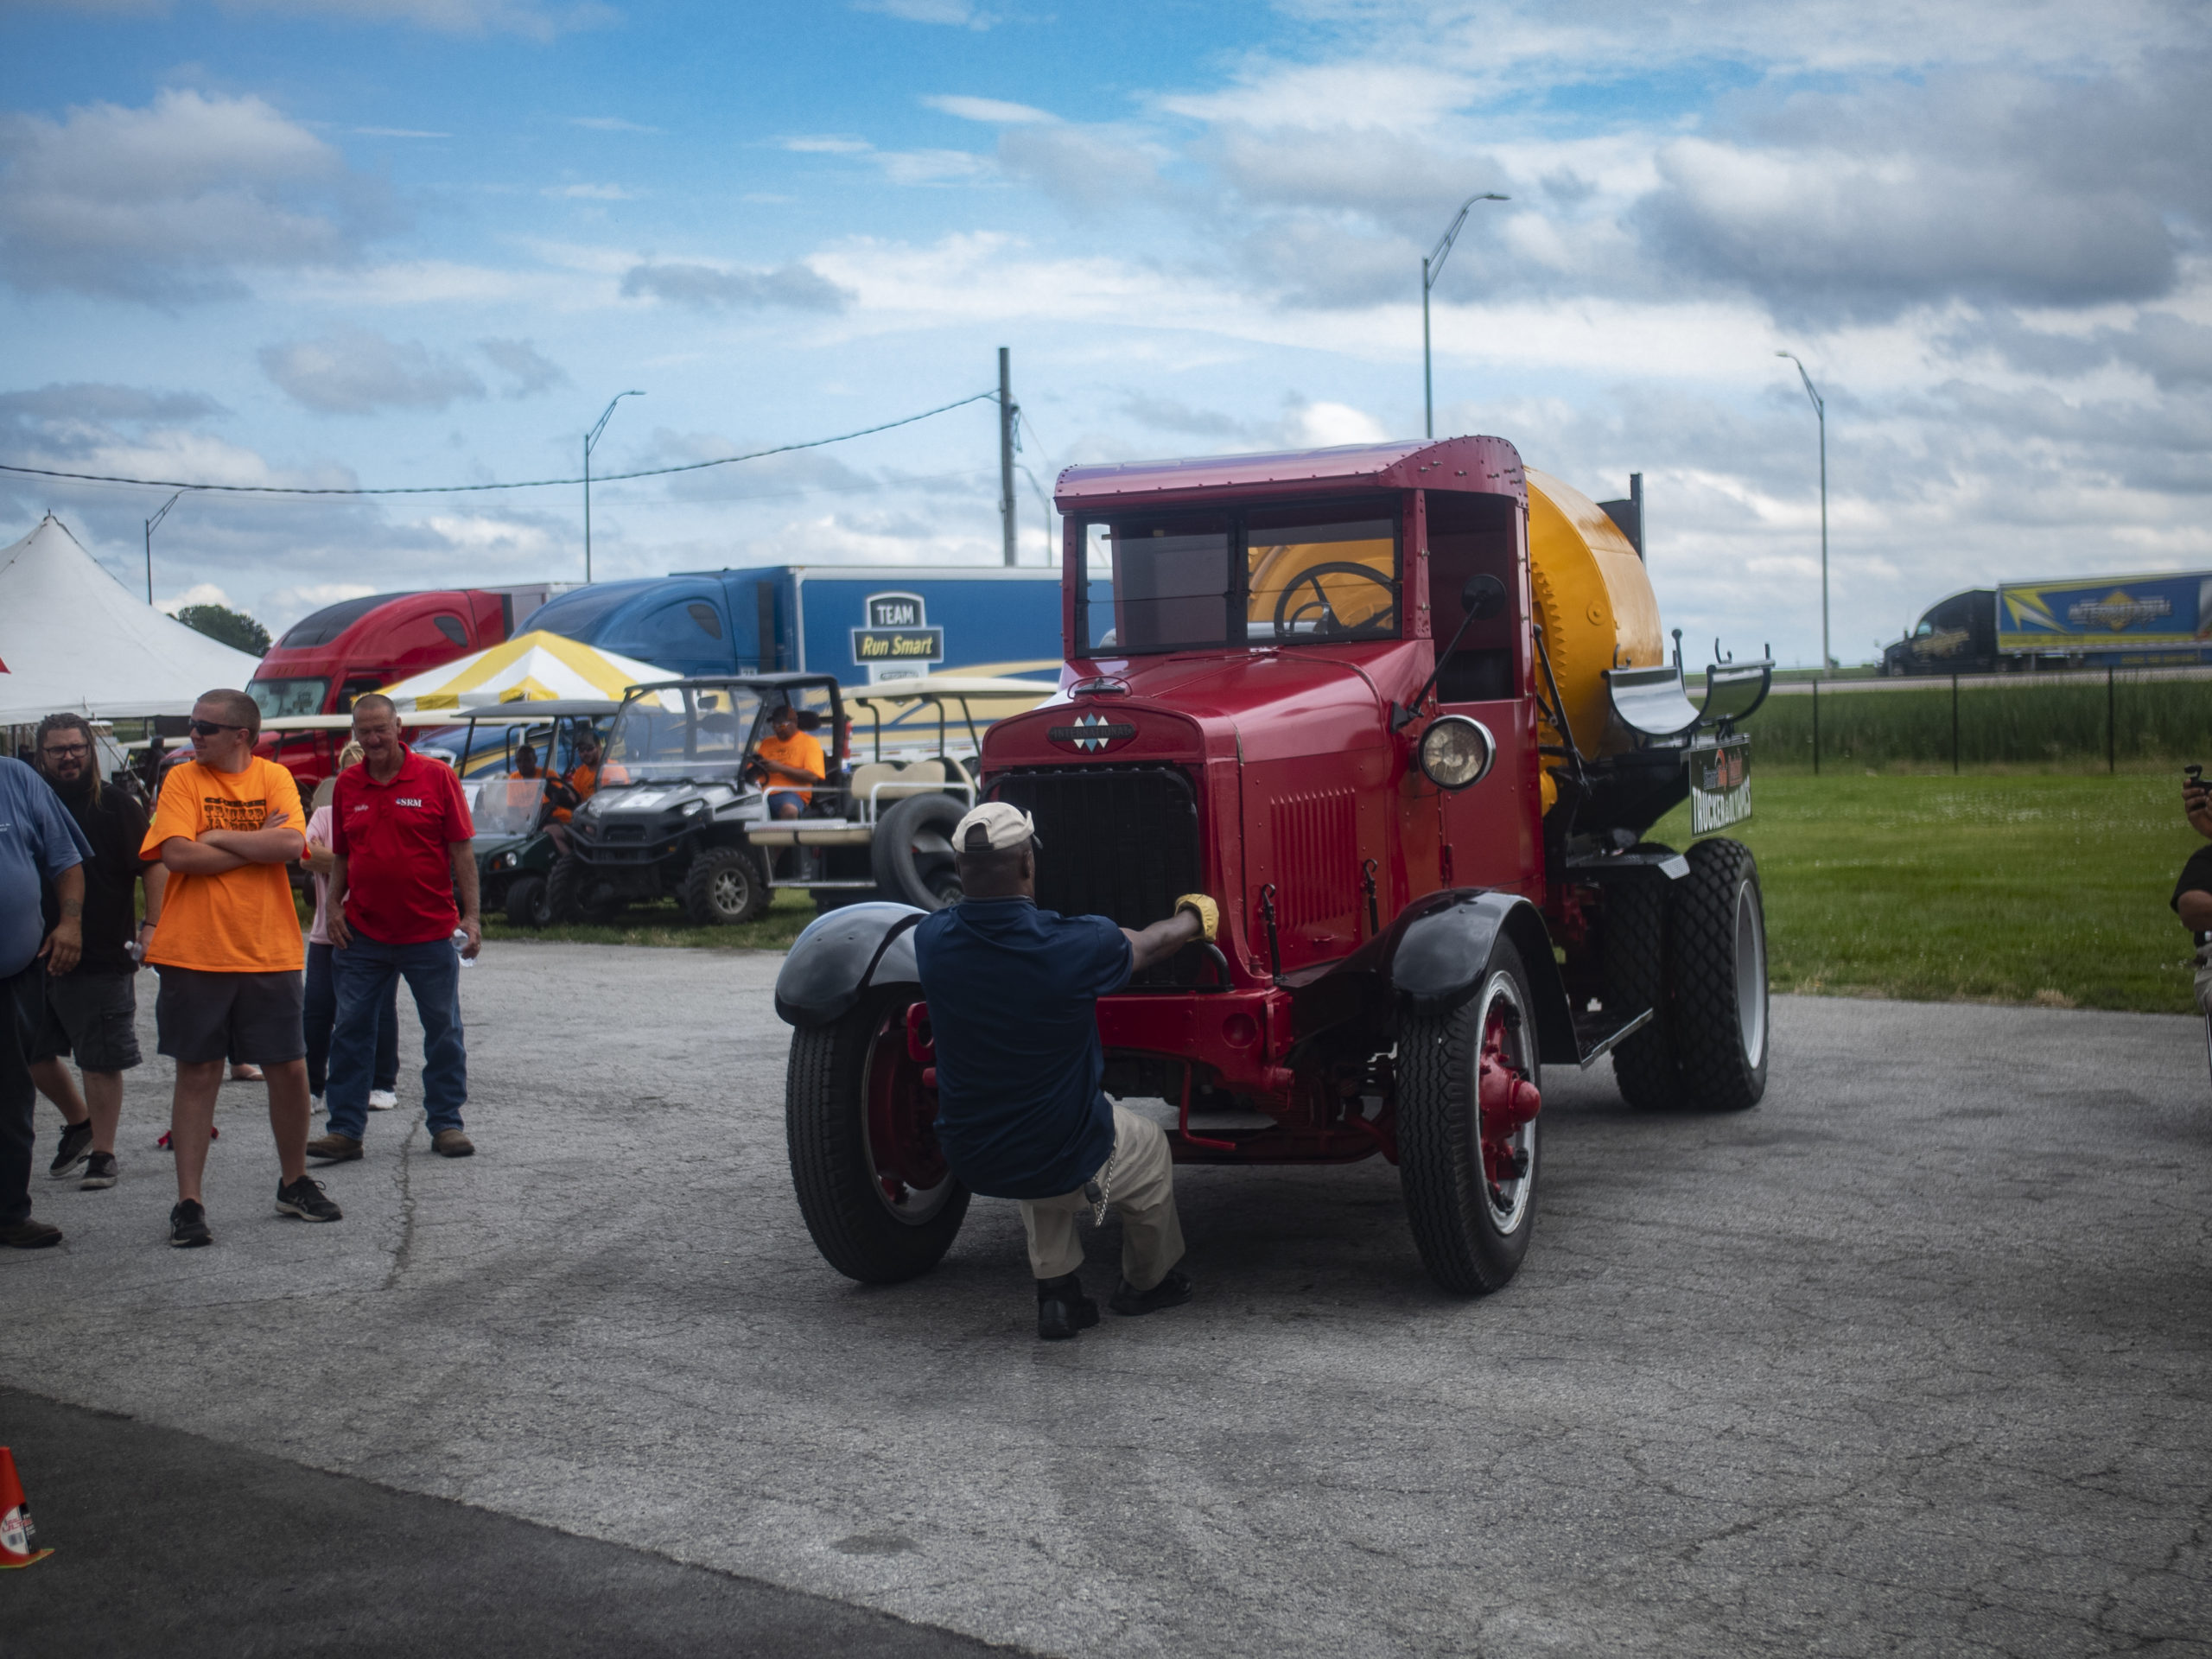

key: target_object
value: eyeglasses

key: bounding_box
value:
[188,720,245,736]
[41,743,90,759]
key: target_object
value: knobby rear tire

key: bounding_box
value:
[1605,844,1687,1110]
[1669,837,1770,1112]
[1396,940,1541,1297]
[785,987,969,1284]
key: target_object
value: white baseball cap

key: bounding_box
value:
[954,801,1040,853]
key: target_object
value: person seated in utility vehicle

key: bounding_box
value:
[748,701,825,822]
[913,802,1217,1340]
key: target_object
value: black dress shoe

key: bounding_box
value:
[1035,1272,1100,1340]
[1109,1268,1193,1317]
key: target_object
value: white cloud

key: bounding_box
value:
[266,581,375,620]
[544,182,636,200]
[158,582,237,614]
[260,327,486,412]
[924,95,1057,125]
[569,116,661,133]
[478,337,568,397]
[620,261,853,313]
[0,88,398,303]
[854,0,995,28]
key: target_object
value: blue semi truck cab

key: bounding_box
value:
[526,564,1064,687]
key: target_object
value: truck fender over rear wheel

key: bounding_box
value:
[1668,837,1769,1111]
[1395,939,1541,1296]
[504,873,550,929]
[786,986,969,1283]
[871,793,965,912]
[682,846,769,925]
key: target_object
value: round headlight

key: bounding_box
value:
[1418,715,1496,791]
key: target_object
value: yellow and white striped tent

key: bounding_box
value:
[375,630,675,712]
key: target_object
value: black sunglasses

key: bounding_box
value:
[188,719,245,736]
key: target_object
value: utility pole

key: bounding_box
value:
[1777,353,1828,676]
[999,346,1018,567]
[144,489,185,605]
[584,390,645,584]
[1423,193,1508,439]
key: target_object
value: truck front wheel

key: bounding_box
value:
[786,987,970,1284]
[1396,940,1541,1296]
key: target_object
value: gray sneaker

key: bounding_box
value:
[275,1176,342,1223]
[79,1152,118,1190]
[48,1121,92,1179]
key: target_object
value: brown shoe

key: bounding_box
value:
[304,1132,363,1163]
[431,1129,474,1158]
[0,1217,62,1249]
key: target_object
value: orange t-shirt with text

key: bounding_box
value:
[138,757,307,974]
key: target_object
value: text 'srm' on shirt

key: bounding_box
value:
[914,895,1134,1200]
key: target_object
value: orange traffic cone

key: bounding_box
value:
[0,1447,53,1567]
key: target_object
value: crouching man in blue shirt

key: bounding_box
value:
[916,802,1215,1340]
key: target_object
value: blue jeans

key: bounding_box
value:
[328,932,466,1141]
[304,941,397,1098]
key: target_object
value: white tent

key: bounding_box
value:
[0,515,265,727]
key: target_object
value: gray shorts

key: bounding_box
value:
[31,969,142,1071]
[155,966,306,1066]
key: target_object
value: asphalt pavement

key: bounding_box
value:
[4,944,2209,1657]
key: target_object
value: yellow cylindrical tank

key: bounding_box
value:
[1524,469,1664,783]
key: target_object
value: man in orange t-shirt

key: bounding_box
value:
[751,702,825,822]
[139,690,339,1247]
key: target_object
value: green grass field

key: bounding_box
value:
[469,775,2208,1017]
[1649,773,2204,1014]
[479,888,820,952]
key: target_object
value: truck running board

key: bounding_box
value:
[1571,1007,1656,1070]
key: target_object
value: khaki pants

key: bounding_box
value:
[1019,1103,1185,1293]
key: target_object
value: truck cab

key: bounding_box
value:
[1882,588,1997,677]
[776,436,1774,1297]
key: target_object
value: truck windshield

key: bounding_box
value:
[247,677,329,718]
[605,685,762,782]
[1078,501,1400,654]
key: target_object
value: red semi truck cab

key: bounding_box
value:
[247,585,554,789]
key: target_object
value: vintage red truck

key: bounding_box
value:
[775,436,1771,1295]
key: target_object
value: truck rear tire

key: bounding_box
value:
[1605,849,1687,1111]
[786,986,969,1284]
[1668,837,1769,1111]
[504,874,550,929]
[682,847,768,925]
[1396,939,1541,1296]
[871,794,964,911]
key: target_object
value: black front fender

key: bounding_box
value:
[1304,888,1577,1067]
[772,902,925,1029]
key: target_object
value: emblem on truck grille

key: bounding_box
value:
[1047,711,1138,753]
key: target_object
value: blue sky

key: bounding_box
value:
[3,0,2208,668]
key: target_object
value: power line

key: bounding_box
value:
[0,390,1001,499]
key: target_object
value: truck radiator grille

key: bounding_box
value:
[994,766,1203,985]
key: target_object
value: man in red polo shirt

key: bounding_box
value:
[305,695,480,1164]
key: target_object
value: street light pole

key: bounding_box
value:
[144,489,185,605]
[1423,192,1508,439]
[583,390,645,584]
[1776,352,1828,676]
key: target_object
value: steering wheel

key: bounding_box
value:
[1273,563,1399,640]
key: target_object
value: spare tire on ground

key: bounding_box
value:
[870,793,964,911]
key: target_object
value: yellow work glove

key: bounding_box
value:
[1175,893,1219,942]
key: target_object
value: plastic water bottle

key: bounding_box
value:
[452,926,474,969]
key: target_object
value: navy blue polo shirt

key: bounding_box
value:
[914,896,1133,1201]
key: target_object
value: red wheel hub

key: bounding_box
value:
[868,1003,948,1204]
[1477,1001,1539,1188]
